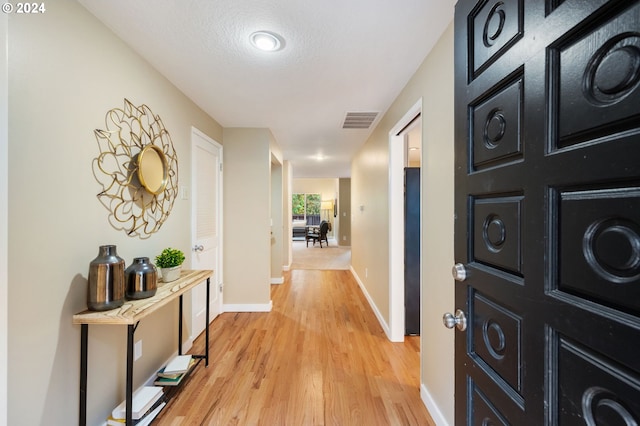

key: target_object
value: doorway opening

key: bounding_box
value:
[404,121,422,336]
[389,99,422,342]
[270,155,284,284]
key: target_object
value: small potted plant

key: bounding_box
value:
[155,247,185,283]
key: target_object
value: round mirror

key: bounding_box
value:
[137,145,168,195]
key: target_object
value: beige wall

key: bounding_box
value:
[292,178,338,197]
[418,22,455,423]
[338,178,352,246]
[7,2,454,425]
[351,21,455,424]
[351,133,391,324]
[222,128,274,308]
[1,12,8,425]
[8,2,222,425]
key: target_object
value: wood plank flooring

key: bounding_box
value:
[154,270,435,425]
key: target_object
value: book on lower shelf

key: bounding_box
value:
[154,374,186,387]
[155,357,197,386]
[111,386,164,421]
[107,401,166,426]
[162,354,193,375]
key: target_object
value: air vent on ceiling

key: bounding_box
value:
[342,112,378,129]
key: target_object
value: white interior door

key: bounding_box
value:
[191,128,222,340]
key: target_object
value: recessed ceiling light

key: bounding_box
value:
[250,31,283,52]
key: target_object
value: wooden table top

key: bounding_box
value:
[73,269,213,325]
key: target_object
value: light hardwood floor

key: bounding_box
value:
[154,269,435,425]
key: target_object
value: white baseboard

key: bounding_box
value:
[420,383,451,426]
[270,276,284,284]
[223,300,273,312]
[182,338,193,353]
[349,266,392,339]
[283,263,291,272]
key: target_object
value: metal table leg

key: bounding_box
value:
[206,277,210,366]
[178,294,183,355]
[126,324,135,426]
[79,324,88,426]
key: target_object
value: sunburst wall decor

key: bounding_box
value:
[92,99,179,239]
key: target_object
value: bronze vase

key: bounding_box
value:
[125,257,158,299]
[87,245,125,311]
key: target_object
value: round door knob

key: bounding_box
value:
[452,263,467,282]
[193,245,204,252]
[442,309,467,331]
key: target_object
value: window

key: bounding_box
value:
[292,193,321,225]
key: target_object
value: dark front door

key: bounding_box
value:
[405,167,421,335]
[453,0,640,424]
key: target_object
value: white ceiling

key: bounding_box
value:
[78,0,455,178]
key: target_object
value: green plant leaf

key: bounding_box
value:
[155,247,185,268]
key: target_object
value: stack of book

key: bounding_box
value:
[107,386,164,425]
[154,354,196,387]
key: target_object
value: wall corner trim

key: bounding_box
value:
[349,267,399,342]
[420,383,451,426]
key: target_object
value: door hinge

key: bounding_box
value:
[219,163,223,172]
[219,283,223,293]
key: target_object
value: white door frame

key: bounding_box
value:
[189,127,223,346]
[388,99,422,342]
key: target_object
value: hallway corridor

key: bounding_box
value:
[155,269,434,425]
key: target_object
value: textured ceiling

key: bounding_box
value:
[78,0,455,178]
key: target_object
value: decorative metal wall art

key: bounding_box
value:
[92,99,179,239]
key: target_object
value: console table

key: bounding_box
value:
[73,269,213,426]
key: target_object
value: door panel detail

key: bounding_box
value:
[551,2,640,149]
[455,0,640,424]
[196,149,218,238]
[556,337,640,425]
[469,0,524,80]
[472,293,522,393]
[557,186,640,313]
[472,195,523,275]
[471,73,524,171]
[469,379,510,426]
